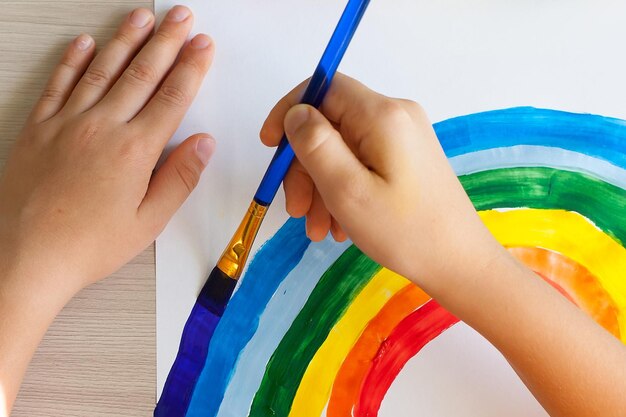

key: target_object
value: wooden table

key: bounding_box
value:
[1,1,155,415]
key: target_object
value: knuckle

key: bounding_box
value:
[312,123,335,144]
[377,99,412,122]
[153,28,175,45]
[58,58,79,72]
[40,86,65,102]
[298,123,331,159]
[398,99,425,118]
[173,162,200,193]
[156,85,190,108]
[113,30,135,48]
[180,56,206,77]
[67,117,101,147]
[78,119,101,141]
[118,139,154,165]
[124,59,159,85]
[82,66,111,88]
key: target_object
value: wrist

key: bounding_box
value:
[0,242,78,313]
[0,247,75,415]
[423,237,534,329]
[410,224,518,314]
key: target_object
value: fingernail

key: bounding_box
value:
[130,8,153,28]
[195,136,215,166]
[167,5,191,22]
[74,34,93,51]
[285,105,310,137]
[191,34,212,49]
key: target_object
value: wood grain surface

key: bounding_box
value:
[0,1,156,415]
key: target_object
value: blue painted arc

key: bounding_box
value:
[435,107,626,169]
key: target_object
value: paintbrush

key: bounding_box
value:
[199,0,371,322]
[156,1,370,413]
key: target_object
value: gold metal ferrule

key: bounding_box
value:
[216,201,268,279]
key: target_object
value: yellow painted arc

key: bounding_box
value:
[480,209,626,338]
[287,268,411,417]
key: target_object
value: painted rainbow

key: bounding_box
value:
[159,107,626,417]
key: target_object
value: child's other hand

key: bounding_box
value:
[261,74,502,291]
[0,6,214,299]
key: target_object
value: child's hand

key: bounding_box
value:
[263,75,626,417]
[0,6,215,299]
[260,74,501,290]
[0,7,217,411]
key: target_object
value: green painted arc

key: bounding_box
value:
[248,245,381,417]
[461,167,626,245]
[249,166,626,417]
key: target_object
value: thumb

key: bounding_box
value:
[139,134,215,233]
[284,104,370,211]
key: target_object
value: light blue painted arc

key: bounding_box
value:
[186,217,311,417]
[449,145,626,189]
[434,107,626,170]
[214,238,351,417]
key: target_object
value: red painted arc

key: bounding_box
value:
[354,300,459,417]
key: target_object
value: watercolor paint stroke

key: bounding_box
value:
[157,107,626,417]
[208,238,351,417]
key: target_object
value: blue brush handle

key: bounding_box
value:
[253,0,371,206]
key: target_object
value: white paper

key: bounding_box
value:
[155,0,626,414]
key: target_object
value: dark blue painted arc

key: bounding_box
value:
[185,218,310,416]
[155,302,225,417]
[435,107,626,169]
